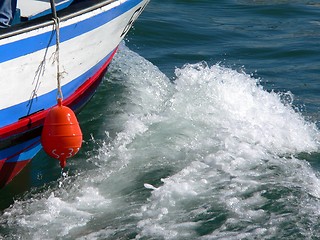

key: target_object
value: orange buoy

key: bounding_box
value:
[41,98,82,168]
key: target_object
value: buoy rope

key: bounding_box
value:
[27,14,57,115]
[52,17,63,101]
[50,0,63,101]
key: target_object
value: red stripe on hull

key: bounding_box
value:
[0,48,118,188]
[0,48,118,140]
[0,160,4,171]
[0,159,30,188]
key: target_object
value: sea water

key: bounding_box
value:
[1,0,320,239]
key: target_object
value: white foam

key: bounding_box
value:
[2,44,320,239]
[128,58,320,239]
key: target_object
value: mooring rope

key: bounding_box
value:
[27,1,62,114]
[52,17,63,101]
[50,0,63,101]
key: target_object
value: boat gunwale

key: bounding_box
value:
[0,0,117,40]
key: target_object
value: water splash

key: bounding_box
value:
[1,44,320,239]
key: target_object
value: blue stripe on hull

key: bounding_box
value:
[0,48,115,128]
[1,49,113,162]
[0,0,142,63]
[1,137,41,163]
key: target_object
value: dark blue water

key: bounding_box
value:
[1,0,320,239]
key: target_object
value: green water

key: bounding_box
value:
[1,1,320,239]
